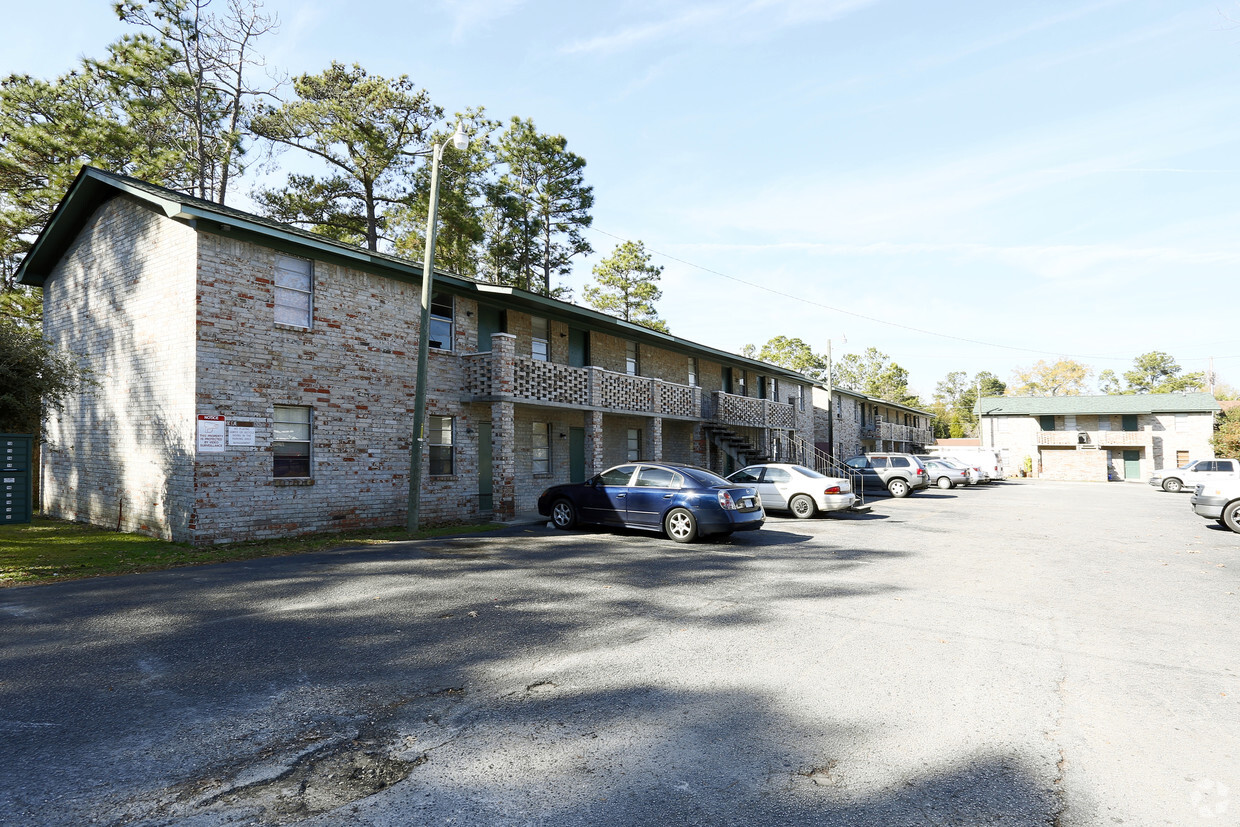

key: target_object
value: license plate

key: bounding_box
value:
[742,497,754,509]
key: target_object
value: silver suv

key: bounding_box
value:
[844,453,930,498]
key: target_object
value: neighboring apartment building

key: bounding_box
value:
[977,393,1221,482]
[17,168,817,544]
[812,386,934,460]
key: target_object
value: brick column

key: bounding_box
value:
[491,333,516,396]
[645,416,663,461]
[491,400,516,519]
[584,410,604,476]
[649,380,662,415]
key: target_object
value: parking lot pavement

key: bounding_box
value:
[1,481,1236,825]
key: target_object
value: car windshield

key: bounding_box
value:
[683,468,733,487]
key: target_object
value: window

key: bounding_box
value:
[764,467,792,484]
[429,415,454,475]
[688,357,698,387]
[757,375,767,400]
[1176,450,1190,467]
[1097,416,1111,431]
[429,291,453,351]
[870,457,889,468]
[599,465,636,486]
[627,428,642,461]
[625,341,639,375]
[1064,415,1076,431]
[274,255,312,328]
[272,406,311,478]
[531,316,549,362]
[730,468,762,483]
[889,457,910,468]
[635,467,682,488]
[845,457,868,469]
[1219,460,1237,473]
[1175,413,1188,433]
[798,385,806,412]
[532,421,550,474]
[736,372,746,396]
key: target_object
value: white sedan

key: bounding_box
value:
[727,463,856,519]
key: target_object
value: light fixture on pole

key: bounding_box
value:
[407,122,469,534]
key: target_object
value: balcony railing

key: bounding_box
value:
[465,351,702,418]
[1038,430,1148,447]
[706,391,796,429]
[861,422,933,446]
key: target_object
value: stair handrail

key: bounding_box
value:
[782,433,865,506]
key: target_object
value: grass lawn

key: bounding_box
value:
[0,515,505,587]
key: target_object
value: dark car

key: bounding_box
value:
[843,453,929,498]
[537,462,765,543]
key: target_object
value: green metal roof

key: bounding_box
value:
[977,393,1221,416]
[16,167,814,384]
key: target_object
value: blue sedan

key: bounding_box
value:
[537,462,765,543]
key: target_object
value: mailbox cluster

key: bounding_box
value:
[2,435,33,525]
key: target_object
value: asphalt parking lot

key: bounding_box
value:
[1,480,1237,826]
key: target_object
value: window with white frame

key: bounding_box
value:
[736,371,746,396]
[625,341,639,375]
[688,357,698,387]
[429,292,453,350]
[1175,413,1188,432]
[274,255,312,328]
[532,421,550,474]
[1097,415,1111,431]
[531,316,549,361]
[272,405,312,477]
[627,428,642,461]
[429,415,454,475]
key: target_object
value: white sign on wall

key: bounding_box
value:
[197,415,226,453]
[228,425,256,446]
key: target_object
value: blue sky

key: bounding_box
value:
[7,0,1240,397]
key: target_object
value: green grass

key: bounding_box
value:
[0,516,505,587]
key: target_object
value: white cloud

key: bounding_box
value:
[560,0,880,56]
[438,0,526,42]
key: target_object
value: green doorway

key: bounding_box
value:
[569,427,586,483]
[1122,450,1140,480]
[478,422,493,512]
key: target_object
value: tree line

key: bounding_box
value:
[741,337,1234,442]
[1,0,672,332]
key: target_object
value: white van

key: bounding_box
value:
[926,447,1004,481]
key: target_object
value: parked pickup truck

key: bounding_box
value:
[1189,478,1240,534]
[1148,458,1240,493]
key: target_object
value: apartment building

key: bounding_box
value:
[977,393,1220,482]
[17,168,816,543]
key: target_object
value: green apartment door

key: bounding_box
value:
[478,422,493,512]
[569,428,586,483]
[1123,450,1141,480]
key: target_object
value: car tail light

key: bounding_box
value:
[718,490,738,510]
[824,485,841,495]
[915,468,925,476]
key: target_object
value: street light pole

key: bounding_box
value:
[407,123,469,534]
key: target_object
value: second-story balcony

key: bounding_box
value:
[1037,430,1149,447]
[706,390,796,430]
[862,422,934,446]
[464,349,701,419]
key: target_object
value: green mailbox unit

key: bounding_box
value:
[1,434,33,525]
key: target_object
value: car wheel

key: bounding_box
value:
[1162,478,1183,493]
[550,499,577,530]
[664,508,698,543]
[937,476,954,490]
[789,494,817,519]
[887,479,910,498]
[1224,501,1240,534]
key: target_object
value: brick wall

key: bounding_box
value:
[1040,447,1109,482]
[40,196,198,539]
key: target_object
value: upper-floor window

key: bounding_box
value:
[1097,415,1111,431]
[272,405,312,478]
[625,341,639,375]
[1175,413,1188,432]
[531,316,549,361]
[429,291,453,351]
[274,255,312,328]
[736,372,746,396]
[688,357,698,387]
[798,385,806,412]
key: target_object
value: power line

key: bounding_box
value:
[586,226,1206,364]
